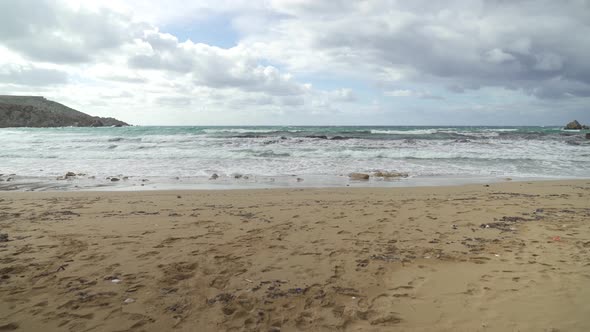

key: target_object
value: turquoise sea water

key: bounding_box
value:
[1,126,589,190]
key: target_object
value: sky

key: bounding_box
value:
[0,0,589,126]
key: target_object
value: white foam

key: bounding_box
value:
[371,129,438,135]
[202,128,300,134]
[1,127,589,182]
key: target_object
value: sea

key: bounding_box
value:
[1,126,589,191]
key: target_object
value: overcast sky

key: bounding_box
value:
[1,0,589,125]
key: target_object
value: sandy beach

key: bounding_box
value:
[1,180,589,331]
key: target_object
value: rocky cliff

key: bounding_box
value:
[0,96,129,128]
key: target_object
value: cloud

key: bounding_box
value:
[0,0,143,63]
[155,96,192,106]
[98,74,148,84]
[484,49,515,64]
[0,64,68,86]
[249,0,590,100]
[384,89,443,100]
[0,0,588,125]
[385,90,413,97]
[326,88,356,102]
[129,30,309,96]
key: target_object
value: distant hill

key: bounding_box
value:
[0,96,129,128]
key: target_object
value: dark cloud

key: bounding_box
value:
[266,0,590,99]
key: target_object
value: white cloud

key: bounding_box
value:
[485,48,515,64]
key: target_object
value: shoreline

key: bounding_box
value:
[2,125,590,193]
[1,180,589,331]
[0,174,585,192]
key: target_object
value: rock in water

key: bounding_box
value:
[586,133,590,139]
[349,173,370,180]
[564,120,583,130]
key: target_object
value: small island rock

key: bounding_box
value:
[564,120,583,130]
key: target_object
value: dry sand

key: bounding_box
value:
[1,180,589,331]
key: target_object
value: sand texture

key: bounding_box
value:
[1,180,590,331]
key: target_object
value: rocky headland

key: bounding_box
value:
[0,95,129,128]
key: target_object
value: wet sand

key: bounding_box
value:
[0,180,589,331]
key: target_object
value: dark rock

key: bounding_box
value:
[305,135,328,139]
[564,120,583,130]
[586,133,590,139]
[56,171,77,180]
[110,177,120,182]
[209,173,219,180]
[330,136,349,140]
[90,119,104,127]
[0,233,8,242]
